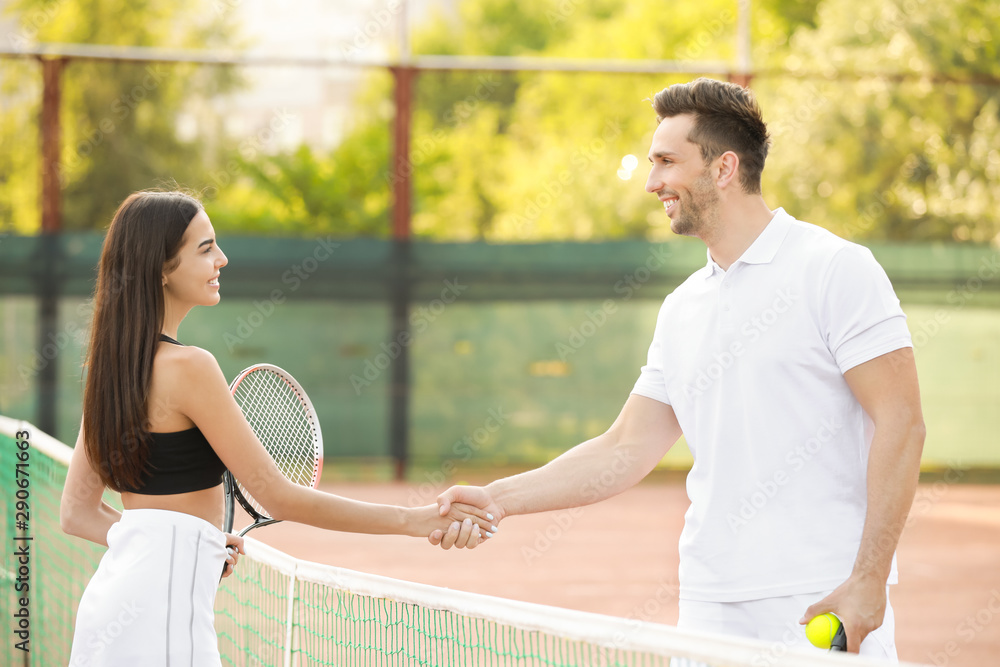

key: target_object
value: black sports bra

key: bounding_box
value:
[119,334,226,495]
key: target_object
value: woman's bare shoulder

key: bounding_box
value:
[149,344,229,424]
[154,342,220,371]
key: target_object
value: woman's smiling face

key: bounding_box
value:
[162,210,228,309]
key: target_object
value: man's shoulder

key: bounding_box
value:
[779,216,893,298]
[784,217,854,255]
[781,216,877,271]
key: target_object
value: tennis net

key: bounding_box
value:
[1,416,926,667]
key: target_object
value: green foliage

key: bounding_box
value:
[207,121,393,237]
[754,0,824,62]
[205,71,395,236]
[223,0,999,243]
[761,0,1000,242]
[1,0,245,232]
[415,0,579,56]
[0,61,40,234]
[216,0,747,240]
[3,0,996,243]
[396,0,824,240]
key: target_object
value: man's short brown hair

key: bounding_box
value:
[652,78,770,195]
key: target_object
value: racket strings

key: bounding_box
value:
[234,368,320,518]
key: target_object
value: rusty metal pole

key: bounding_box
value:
[391,66,414,241]
[389,65,415,481]
[730,0,753,88]
[37,57,64,438]
[40,57,64,233]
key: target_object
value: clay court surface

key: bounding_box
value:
[245,476,1000,667]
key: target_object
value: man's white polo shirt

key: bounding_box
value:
[631,208,913,602]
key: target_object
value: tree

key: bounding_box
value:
[208,0,1000,244]
[207,119,393,237]
[0,0,245,232]
[404,0,824,240]
[213,0,773,240]
[205,71,395,237]
[759,0,1000,242]
[0,59,40,234]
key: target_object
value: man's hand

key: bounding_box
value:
[429,486,503,549]
[802,347,922,651]
[439,485,504,520]
[799,575,886,653]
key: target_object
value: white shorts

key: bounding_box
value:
[674,588,897,664]
[69,508,228,667]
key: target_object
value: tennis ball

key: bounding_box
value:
[805,613,842,649]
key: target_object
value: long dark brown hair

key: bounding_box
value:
[83,191,203,491]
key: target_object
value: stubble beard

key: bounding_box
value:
[669,171,720,239]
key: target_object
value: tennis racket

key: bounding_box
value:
[830,623,847,652]
[221,363,324,578]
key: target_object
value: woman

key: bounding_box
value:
[60,191,492,666]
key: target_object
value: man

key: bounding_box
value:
[431,78,925,659]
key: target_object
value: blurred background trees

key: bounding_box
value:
[1,0,997,243]
[1,0,244,232]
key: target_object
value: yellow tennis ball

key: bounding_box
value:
[805,613,841,649]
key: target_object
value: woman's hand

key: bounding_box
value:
[430,486,504,550]
[221,533,245,578]
[413,504,497,550]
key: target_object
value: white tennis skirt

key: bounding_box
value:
[69,508,228,667]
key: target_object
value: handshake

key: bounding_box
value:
[426,484,503,550]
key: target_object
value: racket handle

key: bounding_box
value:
[219,546,236,581]
[830,624,847,652]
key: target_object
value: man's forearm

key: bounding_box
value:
[487,430,658,517]
[852,416,926,582]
